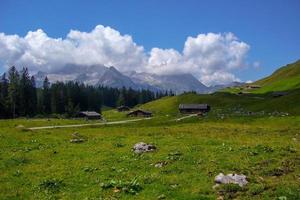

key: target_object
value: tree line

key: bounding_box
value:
[0,66,174,119]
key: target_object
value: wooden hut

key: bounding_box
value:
[117,105,130,112]
[179,104,210,114]
[78,111,101,120]
[127,109,152,117]
[246,85,261,89]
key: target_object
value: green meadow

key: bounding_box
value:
[2,60,300,199]
[0,111,299,199]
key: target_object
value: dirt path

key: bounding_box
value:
[173,114,198,121]
[28,118,151,130]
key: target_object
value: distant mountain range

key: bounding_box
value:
[34,64,244,94]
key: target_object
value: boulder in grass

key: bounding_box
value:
[70,138,85,143]
[70,132,86,143]
[154,161,168,168]
[214,173,248,187]
[133,142,156,154]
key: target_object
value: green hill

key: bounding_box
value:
[140,90,300,116]
[222,60,300,94]
[138,60,300,116]
[253,60,300,93]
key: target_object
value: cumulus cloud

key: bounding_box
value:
[146,32,250,85]
[0,25,146,73]
[0,25,252,85]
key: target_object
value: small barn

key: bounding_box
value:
[246,85,261,89]
[272,91,288,98]
[78,111,101,120]
[127,109,152,117]
[117,105,130,112]
[179,104,211,114]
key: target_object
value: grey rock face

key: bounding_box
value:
[214,173,248,187]
[97,66,139,89]
[33,65,242,93]
[127,71,209,94]
[133,142,156,154]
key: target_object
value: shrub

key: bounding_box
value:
[249,184,265,195]
[100,177,142,195]
[39,178,64,193]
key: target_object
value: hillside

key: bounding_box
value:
[253,60,300,93]
[140,90,300,115]
[221,60,300,94]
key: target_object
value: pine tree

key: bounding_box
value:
[19,67,31,116]
[42,76,51,114]
[0,73,9,118]
[29,76,37,116]
[8,66,20,118]
[117,87,126,106]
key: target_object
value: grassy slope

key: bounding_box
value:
[222,60,300,94]
[254,60,300,93]
[140,90,300,115]
[0,117,299,199]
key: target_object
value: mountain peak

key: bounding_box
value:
[32,64,229,93]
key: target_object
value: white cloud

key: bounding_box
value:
[0,25,252,85]
[0,25,146,73]
[147,32,250,85]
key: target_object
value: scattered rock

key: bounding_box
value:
[157,194,166,199]
[70,132,86,143]
[113,188,121,193]
[154,161,168,168]
[214,173,248,187]
[170,183,179,189]
[70,138,85,143]
[133,142,156,154]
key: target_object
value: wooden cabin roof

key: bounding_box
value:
[127,109,152,115]
[79,111,101,117]
[179,104,210,110]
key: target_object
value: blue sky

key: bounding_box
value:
[0,0,300,83]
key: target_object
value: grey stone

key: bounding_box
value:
[70,132,86,143]
[70,138,85,143]
[154,161,167,168]
[133,142,156,154]
[214,173,248,187]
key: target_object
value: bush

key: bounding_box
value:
[100,177,142,195]
[39,178,64,193]
[249,184,265,195]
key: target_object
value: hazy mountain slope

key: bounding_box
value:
[34,64,242,93]
[97,66,140,89]
[127,71,209,94]
[208,81,245,93]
